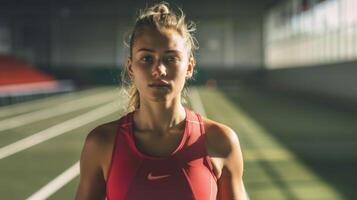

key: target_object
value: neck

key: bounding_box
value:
[133,97,186,133]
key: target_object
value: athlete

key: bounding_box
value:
[75,2,248,200]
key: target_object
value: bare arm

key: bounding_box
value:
[217,128,248,200]
[218,169,248,200]
[75,130,106,200]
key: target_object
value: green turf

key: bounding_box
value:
[219,85,357,199]
[0,87,124,199]
[48,177,80,200]
[0,113,120,199]
[196,86,344,200]
[1,85,355,199]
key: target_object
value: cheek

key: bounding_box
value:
[131,67,149,88]
[178,61,190,78]
[132,64,149,78]
[173,65,189,85]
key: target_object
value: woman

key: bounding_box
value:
[75,2,248,200]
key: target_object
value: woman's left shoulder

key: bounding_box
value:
[202,117,242,159]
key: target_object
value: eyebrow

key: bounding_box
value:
[136,48,183,54]
[136,48,154,53]
[165,50,182,54]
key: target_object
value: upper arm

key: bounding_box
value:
[205,122,248,200]
[75,128,106,200]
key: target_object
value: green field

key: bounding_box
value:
[0,85,355,199]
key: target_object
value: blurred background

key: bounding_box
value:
[0,0,356,199]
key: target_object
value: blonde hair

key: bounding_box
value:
[121,2,198,111]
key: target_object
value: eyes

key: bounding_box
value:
[140,55,154,63]
[166,55,180,63]
[138,54,181,65]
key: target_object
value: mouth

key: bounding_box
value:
[148,81,171,89]
[149,81,170,87]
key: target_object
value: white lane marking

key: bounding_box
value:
[0,87,113,118]
[189,87,207,117]
[0,89,120,132]
[26,161,80,200]
[0,100,121,160]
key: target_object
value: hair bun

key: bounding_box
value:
[154,4,170,14]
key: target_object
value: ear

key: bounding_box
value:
[186,56,195,79]
[127,57,134,78]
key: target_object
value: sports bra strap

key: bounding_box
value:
[195,112,218,181]
[196,113,205,135]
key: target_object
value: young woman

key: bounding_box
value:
[75,3,248,200]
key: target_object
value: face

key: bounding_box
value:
[128,27,194,103]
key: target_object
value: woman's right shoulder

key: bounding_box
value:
[77,119,123,199]
[82,112,131,158]
[83,119,121,155]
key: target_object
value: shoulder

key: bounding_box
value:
[86,120,118,145]
[82,112,132,163]
[202,117,241,160]
[202,117,245,196]
[82,120,119,161]
[76,120,120,199]
[202,117,244,177]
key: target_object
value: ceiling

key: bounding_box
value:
[0,0,283,18]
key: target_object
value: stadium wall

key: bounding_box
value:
[262,61,357,108]
[0,1,265,70]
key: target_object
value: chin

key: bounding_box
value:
[149,92,179,103]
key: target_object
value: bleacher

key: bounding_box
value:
[0,55,74,106]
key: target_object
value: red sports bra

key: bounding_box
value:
[106,108,218,200]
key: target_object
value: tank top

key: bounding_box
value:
[106,107,218,200]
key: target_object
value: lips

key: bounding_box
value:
[148,80,171,88]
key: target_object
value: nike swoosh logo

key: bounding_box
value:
[147,172,171,180]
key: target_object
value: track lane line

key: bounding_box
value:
[0,100,122,160]
[0,89,120,132]
[0,87,115,118]
[26,161,80,200]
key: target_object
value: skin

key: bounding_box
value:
[75,26,248,200]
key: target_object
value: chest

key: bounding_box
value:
[131,129,223,179]
[133,129,185,157]
[102,130,223,181]
[106,143,218,200]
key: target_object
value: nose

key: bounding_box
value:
[152,62,167,79]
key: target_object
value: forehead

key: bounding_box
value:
[132,27,188,54]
